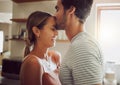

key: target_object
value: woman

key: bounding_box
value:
[20,11,61,85]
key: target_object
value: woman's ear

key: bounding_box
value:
[68,6,76,15]
[32,26,40,38]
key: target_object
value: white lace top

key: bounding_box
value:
[38,57,57,73]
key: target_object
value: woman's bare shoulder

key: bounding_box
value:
[48,50,61,58]
[20,55,43,85]
[23,55,39,64]
[48,50,61,64]
[21,55,42,71]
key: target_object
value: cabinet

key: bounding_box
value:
[10,18,68,42]
[10,18,27,41]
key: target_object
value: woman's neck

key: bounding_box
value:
[30,44,49,60]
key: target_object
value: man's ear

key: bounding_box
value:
[68,6,76,15]
[32,26,40,38]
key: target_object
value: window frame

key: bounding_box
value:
[96,5,120,40]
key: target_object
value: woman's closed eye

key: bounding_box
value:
[51,27,56,31]
[51,25,58,31]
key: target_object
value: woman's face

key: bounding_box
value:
[38,17,58,48]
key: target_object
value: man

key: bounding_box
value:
[55,0,103,85]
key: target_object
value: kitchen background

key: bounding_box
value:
[0,0,120,84]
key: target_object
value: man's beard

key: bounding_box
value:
[57,13,67,30]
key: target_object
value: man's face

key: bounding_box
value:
[55,0,66,30]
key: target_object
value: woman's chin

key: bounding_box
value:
[48,43,56,48]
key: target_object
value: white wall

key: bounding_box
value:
[12,1,56,18]
[0,1,12,13]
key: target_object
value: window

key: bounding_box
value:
[97,5,120,63]
[0,31,4,53]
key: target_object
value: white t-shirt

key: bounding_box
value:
[60,32,103,85]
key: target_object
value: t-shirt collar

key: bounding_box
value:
[71,32,85,43]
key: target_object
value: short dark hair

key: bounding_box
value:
[61,0,93,23]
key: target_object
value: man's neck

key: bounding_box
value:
[67,21,84,41]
